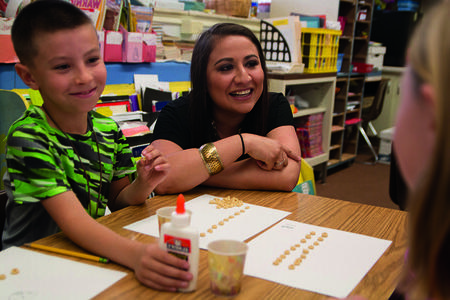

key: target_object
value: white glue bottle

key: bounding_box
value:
[159,194,199,292]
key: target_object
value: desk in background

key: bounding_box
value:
[27,188,407,299]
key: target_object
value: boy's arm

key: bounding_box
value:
[42,191,192,291]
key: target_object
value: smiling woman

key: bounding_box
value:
[151,23,302,194]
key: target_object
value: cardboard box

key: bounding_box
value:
[142,32,157,63]
[104,30,123,62]
[367,46,386,71]
[123,29,143,63]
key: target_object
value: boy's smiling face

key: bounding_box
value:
[22,24,106,116]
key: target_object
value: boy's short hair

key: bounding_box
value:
[12,0,93,66]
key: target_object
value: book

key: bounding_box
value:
[104,0,123,31]
[71,0,107,31]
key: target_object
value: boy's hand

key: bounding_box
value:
[137,145,170,188]
[133,243,193,291]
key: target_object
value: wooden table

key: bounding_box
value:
[31,187,407,299]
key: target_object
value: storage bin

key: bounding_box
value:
[352,62,373,73]
[378,127,394,164]
[301,28,341,73]
[337,53,344,72]
[367,45,386,71]
[397,0,419,12]
[206,0,251,18]
[295,113,324,158]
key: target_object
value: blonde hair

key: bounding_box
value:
[402,1,450,299]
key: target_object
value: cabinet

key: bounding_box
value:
[372,66,405,133]
[329,0,374,168]
[268,73,336,182]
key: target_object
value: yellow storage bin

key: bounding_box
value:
[301,28,341,73]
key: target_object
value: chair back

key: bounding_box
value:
[362,78,390,122]
[1,90,28,191]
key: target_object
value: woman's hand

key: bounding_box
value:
[244,134,300,171]
[133,243,193,291]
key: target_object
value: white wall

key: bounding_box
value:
[269,0,339,22]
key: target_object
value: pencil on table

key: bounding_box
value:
[24,243,109,263]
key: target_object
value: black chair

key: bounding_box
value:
[0,191,7,251]
[0,90,28,250]
[359,78,390,162]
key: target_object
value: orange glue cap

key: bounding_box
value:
[176,194,186,214]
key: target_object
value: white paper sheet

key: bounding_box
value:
[244,219,392,298]
[124,194,291,249]
[0,247,127,299]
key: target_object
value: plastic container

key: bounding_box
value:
[337,53,344,72]
[210,0,252,18]
[352,62,374,73]
[159,194,199,292]
[301,28,341,73]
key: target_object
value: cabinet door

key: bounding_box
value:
[372,69,403,132]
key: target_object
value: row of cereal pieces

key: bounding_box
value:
[200,206,251,237]
[0,268,20,280]
[273,231,329,270]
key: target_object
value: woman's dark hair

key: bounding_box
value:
[189,23,269,147]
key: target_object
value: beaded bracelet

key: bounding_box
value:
[199,143,224,175]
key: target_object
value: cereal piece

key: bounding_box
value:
[310,231,316,236]
[224,218,229,222]
[300,239,306,243]
[288,264,295,270]
[306,234,311,239]
[10,268,19,275]
[212,225,218,229]
[234,212,240,216]
[0,274,6,280]
[229,215,234,219]
[290,246,296,251]
[273,260,280,266]
[302,249,309,254]
[284,250,290,255]
[295,243,300,248]
[318,237,324,242]
[280,254,286,259]
[322,232,328,238]
[314,241,319,246]
[200,232,206,237]
[207,229,213,233]
[245,206,250,209]
[218,221,224,226]
[308,245,314,250]
[294,258,302,265]
[240,209,245,213]
[301,254,307,259]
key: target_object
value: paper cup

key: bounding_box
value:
[156,207,192,235]
[156,206,175,234]
[207,240,248,296]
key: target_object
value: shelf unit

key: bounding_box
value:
[329,0,374,168]
[268,73,336,182]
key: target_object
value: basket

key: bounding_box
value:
[301,28,341,73]
[352,62,374,73]
[207,0,251,18]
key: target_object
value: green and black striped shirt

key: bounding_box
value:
[2,106,135,248]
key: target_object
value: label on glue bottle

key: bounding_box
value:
[164,235,191,260]
[159,194,199,292]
